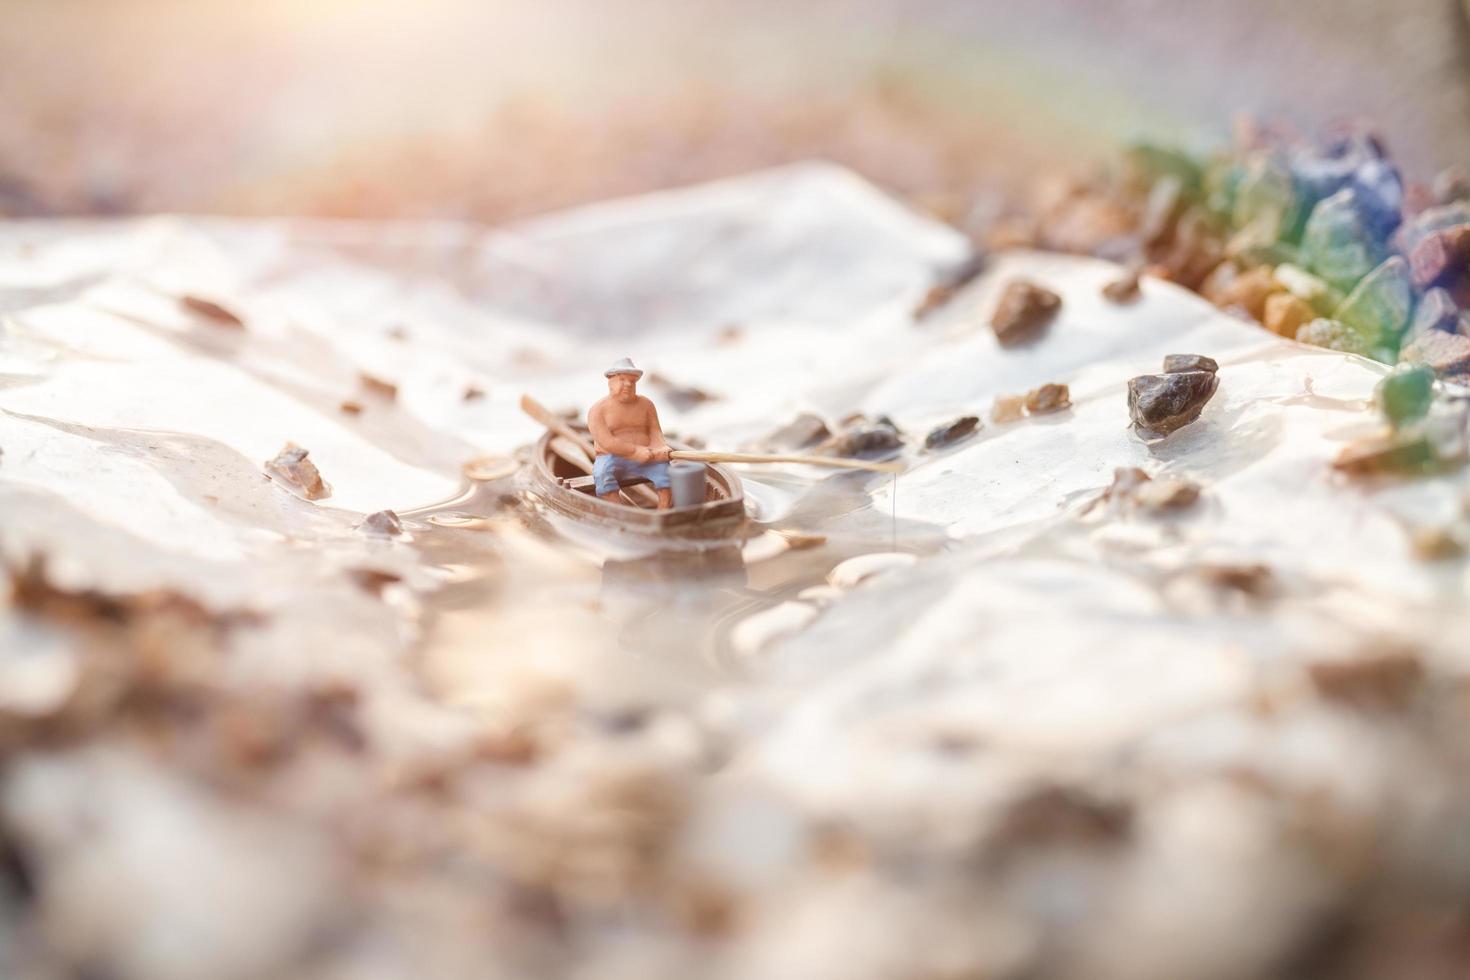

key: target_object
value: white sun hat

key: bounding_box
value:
[604,357,644,379]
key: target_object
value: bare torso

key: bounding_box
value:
[589,395,659,455]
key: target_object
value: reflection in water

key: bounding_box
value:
[396,457,948,719]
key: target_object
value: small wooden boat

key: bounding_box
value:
[530,430,748,541]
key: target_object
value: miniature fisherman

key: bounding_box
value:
[587,357,673,509]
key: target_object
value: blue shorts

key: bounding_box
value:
[593,454,671,496]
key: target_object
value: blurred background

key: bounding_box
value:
[5,0,1470,223]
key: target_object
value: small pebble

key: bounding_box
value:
[1211,265,1281,320]
[339,400,363,416]
[1101,265,1143,304]
[820,420,903,458]
[1397,202,1470,255]
[348,568,402,597]
[1198,562,1274,597]
[1162,354,1219,374]
[1409,225,1470,291]
[764,413,830,450]
[1308,649,1422,711]
[359,373,398,400]
[1263,293,1316,338]
[1410,526,1464,561]
[1295,317,1378,358]
[648,372,717,412]
[1399,331,1470,376]
[1333,431,1435,475]
[989,280,1060,346]
[913,253,986,319]
[990,395,1027,424]
[1024,383,1071,415]
[1133,477,1202,511]
[360,510,403,537]
[924,416,980,449]
[264,443,330,501]
[181,294,245,328]
[1127,369,1219,439]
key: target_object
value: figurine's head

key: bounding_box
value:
[604,357,643,403]
[607,371,639,403]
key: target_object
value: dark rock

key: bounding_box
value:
[989,280,1060,346]
[821,420,903,458]
[913,252,986,319]
[1101,265,1143,304]
[1128,371,1219,438]
[764,412,830,450]
[462,386,486,402]
[924,416,979,449]
[361,510,403,537]
[647,373,717,412]
[1024,383,1071,414]
[1162,353,1219,374]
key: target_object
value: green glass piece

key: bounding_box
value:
[1333,256,1413,347]
[1302,189,1383,292]
[1124,143,1204,196]
[1375,364,1435,428]
[1232,154,1300,243]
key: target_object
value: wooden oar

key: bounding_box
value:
[521,394,903,483]
[670,450,903,474]
[520,395,660,506]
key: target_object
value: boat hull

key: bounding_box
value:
[530,433,748,542]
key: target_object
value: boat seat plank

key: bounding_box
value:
[563,474,651,491]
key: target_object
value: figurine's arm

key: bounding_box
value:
[646,399,672,462]
[588,403,649,459]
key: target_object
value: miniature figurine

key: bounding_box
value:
[587,358,674,508]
